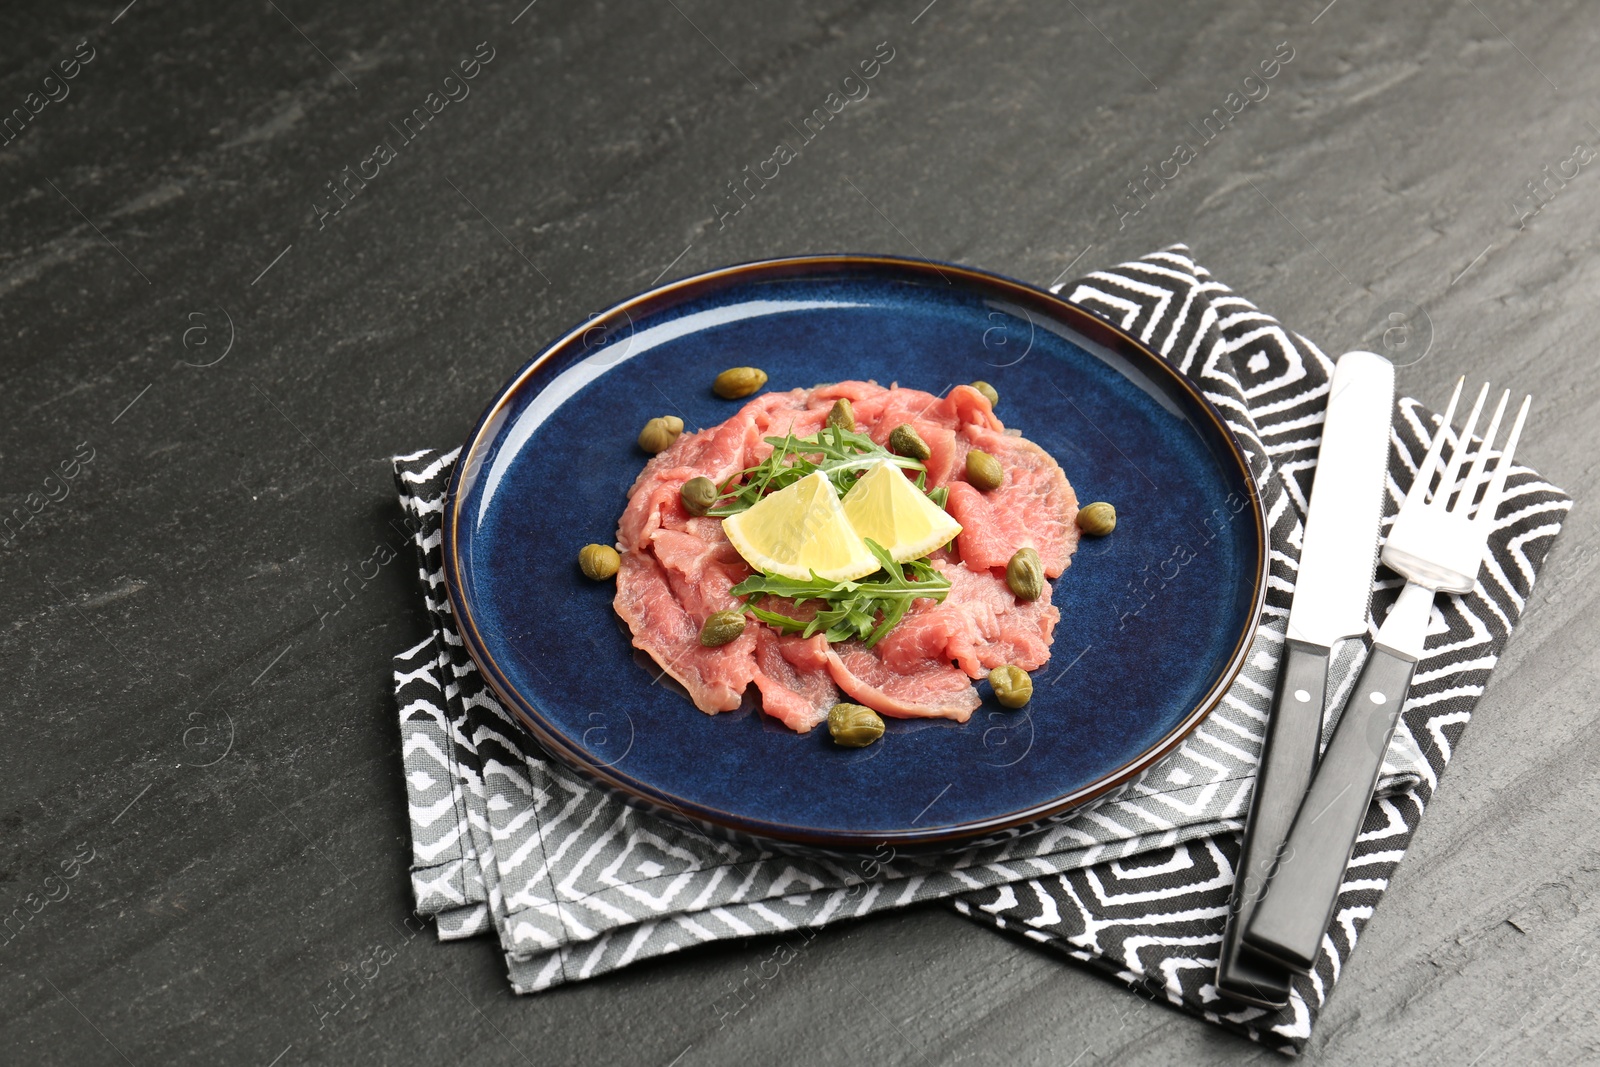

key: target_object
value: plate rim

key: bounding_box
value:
[441,253,1269,851]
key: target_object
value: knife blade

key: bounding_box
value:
[1214,349,1395,1007]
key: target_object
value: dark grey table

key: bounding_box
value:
[4,1,1597,1063]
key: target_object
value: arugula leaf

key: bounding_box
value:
[731,539,951,648]
[707,424,931,517]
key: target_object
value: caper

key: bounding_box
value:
[681,476,719,516]
[965,449,1004,492]
[828,702,885,747]
[887,423,931,462]
[579,543,620,581]
[988,665,1033,709]
[638,415,684,454]
[970,380,1000,408]
[1077,501,1117,537]
[699,609,746,647]
[713,366,768,399]
[1006,547,1044,602]
[826,397,856,432]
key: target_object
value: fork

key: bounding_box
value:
[1242,379,1531,974]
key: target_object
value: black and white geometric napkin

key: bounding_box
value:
[390,246,1569,1053]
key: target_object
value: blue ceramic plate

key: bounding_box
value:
[444,256,1266,853]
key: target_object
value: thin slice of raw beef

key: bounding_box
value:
[944,425,1079,577]
[825,642,983,722]
[873,559,1060,679]
[751,630,838,733]
[612,549,756,712]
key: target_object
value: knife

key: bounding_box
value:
[1214,350,1395,1008]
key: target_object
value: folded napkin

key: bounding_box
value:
[391,246,1569,1053]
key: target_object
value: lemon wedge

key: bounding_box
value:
[722,470,880,582]
[841,460,963,564]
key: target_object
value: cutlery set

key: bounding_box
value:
[1216,355,1531,1007]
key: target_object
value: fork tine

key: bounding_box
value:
[1474,394,1531,534]
[1405,377,1464,512]
[1437,382,1490,510]
[1453,389,1510,515]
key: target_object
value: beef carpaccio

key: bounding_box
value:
[613,381,1080,733]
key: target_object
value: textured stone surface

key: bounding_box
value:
[1,1,1597,1064]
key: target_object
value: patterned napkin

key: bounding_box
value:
[391,246,1569,1052]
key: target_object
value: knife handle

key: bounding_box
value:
[1243,643,1417,973]
[1214,638,1329,1007]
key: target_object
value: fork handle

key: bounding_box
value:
[1242,642,1417,973]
